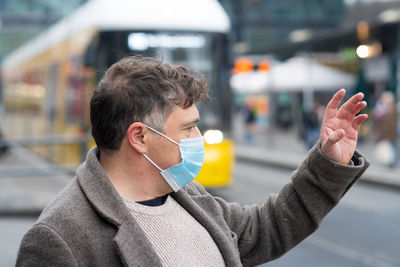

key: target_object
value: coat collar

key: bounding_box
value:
[76,147,128,226]
[76,147,162,266]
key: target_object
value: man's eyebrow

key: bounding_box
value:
[181,118,200,128]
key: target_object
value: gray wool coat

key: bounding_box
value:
[16,144,369,267]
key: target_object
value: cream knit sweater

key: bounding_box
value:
[123,195,225,266]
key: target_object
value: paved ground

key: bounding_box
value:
[0,147,73,215]
[210,161,400,267]
[0,128,399,266]
[0,217,36,266]
[0,147,74,266]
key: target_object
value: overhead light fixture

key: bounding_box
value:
[356,42,382,59]
[357,21,369,42]
[233,42,250,54]
[379,9,400,23]
[204,130,223,144]
[289,29,312,43]
[356,45,370,59]
[232,57,254,74]
[127,33,206,51]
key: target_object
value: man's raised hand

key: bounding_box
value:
[320,89,368,165]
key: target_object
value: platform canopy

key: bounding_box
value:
[230,71,270,94]
[268,56,356,92]
[230,56,356,94]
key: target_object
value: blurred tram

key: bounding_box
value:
[1,0,234,187]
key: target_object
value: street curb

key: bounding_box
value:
[235,145,400,190]
[0,209,42,217]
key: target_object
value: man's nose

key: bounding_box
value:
[192,126,202,138]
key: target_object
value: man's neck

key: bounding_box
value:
[99,150,170,202]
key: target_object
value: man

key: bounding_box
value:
[17,56,369,266]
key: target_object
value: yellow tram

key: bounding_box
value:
[1,0,234,187]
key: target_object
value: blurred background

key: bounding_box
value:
[0,0,399,266]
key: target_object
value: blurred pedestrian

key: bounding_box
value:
[301,101,325,150]
[0,130,9,156]
[276,103,292,130]
[17,56,369,266]
[243,100,256,144]
[373,91,398,168]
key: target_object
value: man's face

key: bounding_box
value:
[146,104,201,170]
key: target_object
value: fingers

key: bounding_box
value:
[352,101,367,115]
[351,114,369,131]
[337,92,365,118]
[324,89,346,120]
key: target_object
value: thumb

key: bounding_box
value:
[323,129,345,148]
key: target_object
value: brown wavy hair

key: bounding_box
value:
[90,56,209,153]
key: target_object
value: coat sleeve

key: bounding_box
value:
[16,223,78,267]
[206,143,369,266]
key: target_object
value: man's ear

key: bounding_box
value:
[126,122,147,154]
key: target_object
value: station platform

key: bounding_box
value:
[235,128,400,189]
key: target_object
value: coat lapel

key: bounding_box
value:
[113,221,162,266]
[77,147,162,266]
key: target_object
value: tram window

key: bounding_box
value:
[83,38,98,68]
[45,64,59,121]
[171,48,186,63]
[65,56,86,124]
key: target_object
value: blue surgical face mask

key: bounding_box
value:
[143,125,204,192]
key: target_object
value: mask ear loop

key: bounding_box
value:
[145,125,180,146]
[143,124,180,171]
[143,153,163,171]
